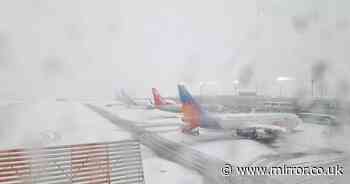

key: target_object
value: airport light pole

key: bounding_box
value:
[276,77,295,97]
[232,80,240,95]
[279,84,282,97]
[311,79,314,97]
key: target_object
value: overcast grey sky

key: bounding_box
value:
[0,0,349,99]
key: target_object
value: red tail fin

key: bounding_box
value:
[152,88,166,106]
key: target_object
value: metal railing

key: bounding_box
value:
[0,140,144,184]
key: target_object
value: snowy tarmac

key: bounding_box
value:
[1,101,348,183]
[0,101,203,184]
[104,103,349,183]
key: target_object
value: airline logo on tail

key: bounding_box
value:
[177,84,221,130]
[152,88,167,106]
[151,88,181,113]
[152,88,176,106]
[177,85,201,129]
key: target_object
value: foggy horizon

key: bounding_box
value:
[0,0,349,99]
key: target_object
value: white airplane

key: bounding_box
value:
[117,89,154,109]
[178,84,302,140]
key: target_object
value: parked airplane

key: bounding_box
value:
[297,112,338,126]
[152,87,225,113]
[152,88,181,113]
[117,89,154,109]
[177,84,302,140]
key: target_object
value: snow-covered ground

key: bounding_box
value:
[106,105,181,122]
[141,145,203,184]
[2,101,348,184]
[0,101,203,184]
[105,104,350,167]
[0,101,132,149]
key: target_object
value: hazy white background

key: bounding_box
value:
[0,0,349,99]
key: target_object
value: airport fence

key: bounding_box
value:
[0,140,145,184]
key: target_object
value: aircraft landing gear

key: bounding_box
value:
[192,128,200,136]
[236,128,257,139]
[181,126,200,136]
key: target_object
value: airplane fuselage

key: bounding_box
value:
[182,112,302,139]
[156,104,181,113]
[217,113,301,131]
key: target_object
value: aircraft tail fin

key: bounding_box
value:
[177,84,203,129]
[152,88,167,106]
[120,89,137,105]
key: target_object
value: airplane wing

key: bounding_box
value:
[244,124,288,133]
